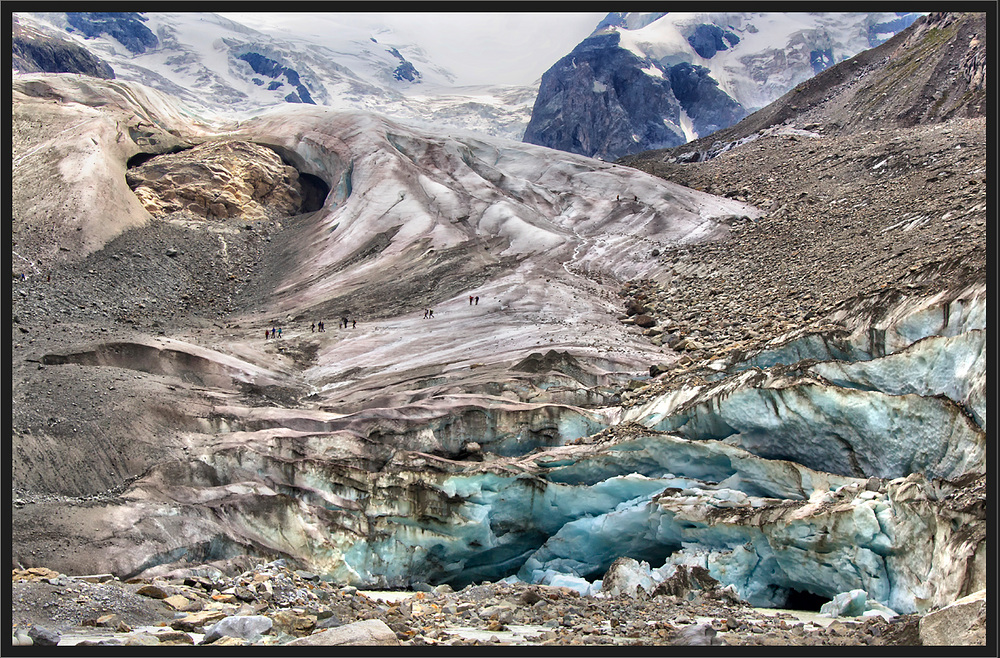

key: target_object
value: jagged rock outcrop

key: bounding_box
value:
[65,12,158,54]
[236,52,315,104]
[12,18,115,78]
[126,141,305,221]
[523,32,688,160]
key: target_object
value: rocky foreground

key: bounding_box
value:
[11,561,984,647]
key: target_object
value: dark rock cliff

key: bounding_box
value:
[13,21,115,79]
[65,12,158,55]
[236,52,315,105]
[523,32,686,160]
[523,31,746,161]
[668,63,746,140]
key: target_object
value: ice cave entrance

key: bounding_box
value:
[125,141,330,217]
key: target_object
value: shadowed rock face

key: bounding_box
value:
[12,19,115,78]
[523,32,687,160]
[65,12,158,55]
[126,141,306,221]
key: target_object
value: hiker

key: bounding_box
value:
[265,329,269,340]
[475,296,479,305]
[342,316,348,329]
[469,295,474,305]
[428,309,434,318]
[423,309,428,319]
[319,321,324,332]
[277,327,282,338]
[311,322,315,333]
[352,319,356,328]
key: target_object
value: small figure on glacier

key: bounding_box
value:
[311,322,315,333]
[428,309,434,318]
[342,316,349,329]
[470,295,474,305]
[423,309,429,319]
[475,296,479,305]
[277,327,282,338]
[352,319,356,329]
[265,329,269,340]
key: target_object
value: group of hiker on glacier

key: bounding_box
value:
[263,292,482,339]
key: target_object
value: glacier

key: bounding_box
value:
[10,71,985,621]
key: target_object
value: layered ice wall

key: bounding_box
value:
[62,281,977,616]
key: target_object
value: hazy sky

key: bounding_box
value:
[219,12,607,86]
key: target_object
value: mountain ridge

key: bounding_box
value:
[523,11,922,159]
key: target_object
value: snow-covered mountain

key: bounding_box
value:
[13,11,550,140]
[524,11,921,160]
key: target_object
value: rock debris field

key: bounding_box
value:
[12,562,935,647]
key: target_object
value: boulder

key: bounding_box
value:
[162,594,193,611]
[152,631,194,644]
[27,625,60,646]
[918,590,986,646]
[203,615,273,644]
[285,619,400,646]
[271,609,316,636]
[124,634,162,646]
[136,583,171,599]
[625,302,649,317]
[671,623,725,646]
[649,362,671,377]
[171,609,226,631]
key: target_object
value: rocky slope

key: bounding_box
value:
[9,11,988,647]
[615,11,986,366]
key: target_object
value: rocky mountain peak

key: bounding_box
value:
[524,12,922,159]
